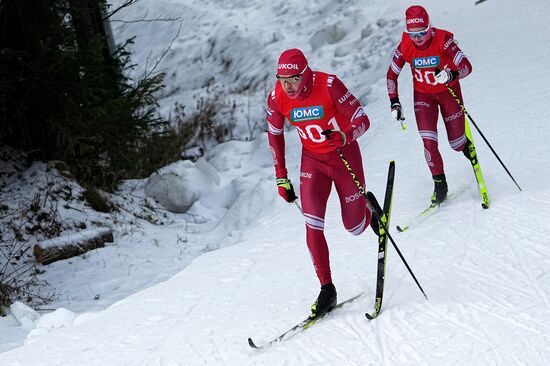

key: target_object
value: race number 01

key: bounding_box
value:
[296,117,341,143]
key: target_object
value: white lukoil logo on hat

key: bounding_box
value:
[407,18,425,25]
[278,64,299,70]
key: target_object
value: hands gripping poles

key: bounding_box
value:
[335,148,428,300]
[446,85,522,192]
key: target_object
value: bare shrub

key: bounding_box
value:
[169,92,237,161]
[0,201,56,316]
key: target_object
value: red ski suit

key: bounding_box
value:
[267,71,371,285]
[387,28,473,175]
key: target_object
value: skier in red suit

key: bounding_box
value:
[387,5,479,204]
[266,48,374,317]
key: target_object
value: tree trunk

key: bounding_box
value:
[34,228,113,265]
[68,0,112,62]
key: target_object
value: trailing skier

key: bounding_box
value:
[386,5,488,206]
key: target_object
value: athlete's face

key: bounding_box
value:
[407,26,431,46]
[277,74,302,97]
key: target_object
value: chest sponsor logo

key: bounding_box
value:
[412,56,440,69]
[290,106,324,122]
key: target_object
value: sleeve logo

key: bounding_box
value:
[412,56,440,69]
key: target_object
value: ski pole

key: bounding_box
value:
[293,200,303,214]
[394,115,407,131]
[335,147,428,300]
[446,84,522,192]
[392,111,407,130]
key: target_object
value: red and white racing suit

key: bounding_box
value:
[387,28,473,176]
[267,71,371,285]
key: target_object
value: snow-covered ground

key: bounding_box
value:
[2,0,550,364]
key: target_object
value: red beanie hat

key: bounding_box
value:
[277,48,308,76]
[405,5,430,30]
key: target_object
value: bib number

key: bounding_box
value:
[413,69,437,85]
[296,117,341,143]
[413,63,450,85]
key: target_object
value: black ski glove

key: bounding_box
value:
[276,177,297,203]
[390,97,405,121]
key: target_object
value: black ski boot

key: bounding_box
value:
[431,174,448,204]
[311,283,337,318]
[369,202,383,237]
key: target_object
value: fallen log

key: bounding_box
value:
[34,228,113,265]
